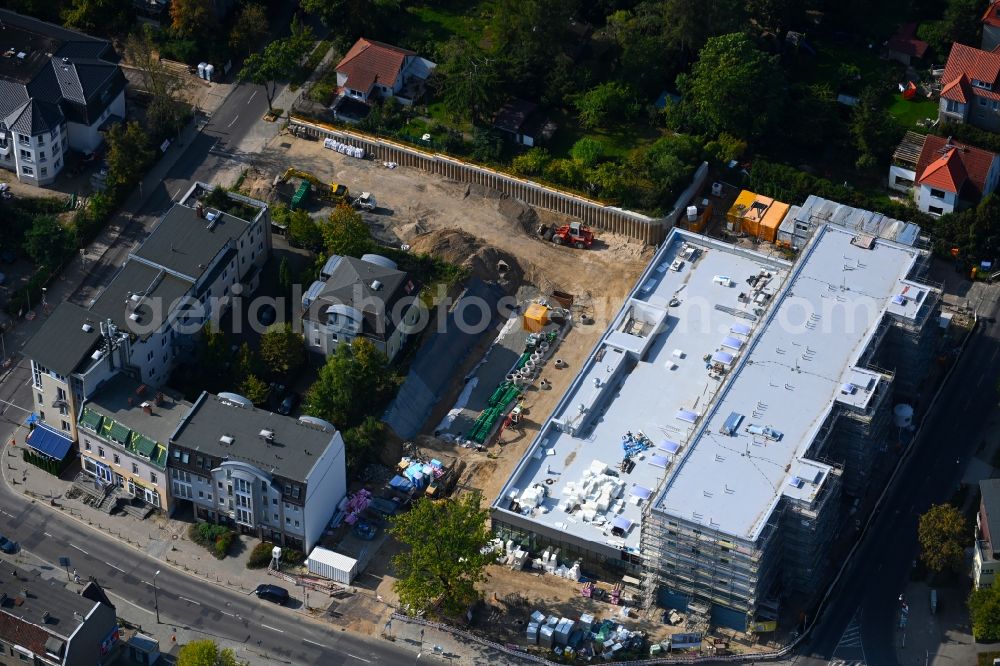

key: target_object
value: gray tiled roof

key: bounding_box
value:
[305,256,414,340]
[172,393,340,482]
[4,98,63,135]
[20,302,103,377]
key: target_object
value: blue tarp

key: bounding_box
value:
[389,475,412,490]
[25,423,73,460]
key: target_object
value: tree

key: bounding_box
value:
[586,162,632,200]
[259,324,305,376]
[229,3,269,56]
[239,19,313,113]
[511,148,551,176]
[125,25,187,140]
[850,87,902,170]
[176,639,246,666]
[391,492,493,616]
[320,205,372,258]
[704,132,747,165]
[305,338,400,429]
[433,39,500,125]
[233,342,261,383]
[286,209,324,251]
[343,416,384,475]
[918,504,968,575]
[570,138,604,167]
[471,128,503,163]
[24,216,73,269]
[238,374,270,406]
[278,257,292,295]
[300,0,399,36]
[104,121,154,196]
[574,81,638,129]
[970,586,1000,640]
[169,0,216,40]
[62,0,133,37]
[747,0,803,35]
[678,32,785,139]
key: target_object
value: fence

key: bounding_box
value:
[288,117,678,245]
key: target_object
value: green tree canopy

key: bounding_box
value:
[169,0,216,40]
[970,585,1000,641]
[286,209,324,251]
[239,18,313,112]
[678,32,785,139]
[574,81,639,130]
[320,205,372,258]
[62,0,134,37]
[918,504,968,575]
[300,0,398,35]
[104,121,154,196]
[850,87,902,169]
[229,3,269,56]
[511,148,551,177]
[390,493,493,616]
[570,138,604,167]
[259,324,305,376]
[305,338,400,429]
[24,216,73,270]
[343,416,385,475]
[176,639,246,666]
[125,25,188,141]
[238,374,270,406]
[433,39,500,125]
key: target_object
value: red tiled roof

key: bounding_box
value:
[887,23,928,59]
[984,1,1000,29]
[941,42,1000,102]
[0,611,53,656]
[335,38,415,94]
[915,135,997,198]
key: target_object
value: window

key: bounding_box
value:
[262,481,267,493]
[18,134,29,145]
[292,485,300,499]
[113,454,120,465]
[39,410,45,421]
[272,498,277,505]
[929,188,946,199]
[40,167,47,177]
[38,151,45,162]
[19,149,30,161]
[294,520,300,527]
[21,165,32,176]
[181,452,189,463]
[98,447,105,458]
[132,463,139,474]
[36,135,44,146]
[84,440,91,451]
[147,351,154,362]
[199,491,204,498]
[54,158,60,168]
[973,78,994,90]
[218,481,223,489]
[274,513,279,521]
[981,97,989,107]
[37,393,43,404]
[173,449,180,459]
[929,205,944,215]
[286,517,291,524]
[150,473,157,484]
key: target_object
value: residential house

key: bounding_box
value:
[334,38,435,106]
[984,1,1000,51]
[885,23,928,66]
[301,254,420,363]
[0,9,126,186]
[21,183,271,448]
[891,133,1000,216]
[938,42,1000,131]
[975,478,1000,588]
[77,374,192,514]
[167,392,347,552]
[0,565,119,666]
[493,100,556,147]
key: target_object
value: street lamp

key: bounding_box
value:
[152,570,161,624]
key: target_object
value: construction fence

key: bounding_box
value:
[288,117,698,245]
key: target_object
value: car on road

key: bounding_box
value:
[277,392,299,415]
[255,584,289,605]
[0,536,19,554]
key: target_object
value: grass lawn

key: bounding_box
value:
[888,93,938,128]
[403,2,490,47]
[547,108,662,160]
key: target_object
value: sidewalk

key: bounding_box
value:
[895,581,977,665]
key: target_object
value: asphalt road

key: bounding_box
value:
[0,364,409,664]
[797,285,1000,666]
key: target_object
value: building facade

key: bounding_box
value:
[0,10,126,186]
[938,42,1000,132]
[975,479,1000,589]
[168,393,347,552]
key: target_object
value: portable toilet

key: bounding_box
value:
[205,63,215,82]
[523,303,549,333]
[197,62,206,79]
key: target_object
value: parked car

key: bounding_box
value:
[258,305,276,327]
[277,392,299,415]
[0,536,19,554]
[255,584,289,605]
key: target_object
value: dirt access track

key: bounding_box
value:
[248,132,653,313]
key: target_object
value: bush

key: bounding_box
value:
[247,541,275,569]
[213,532,236,560]
[283,548,306,566]
[159,39,199,64]
[309,82,336,105]
[188,522,236,559]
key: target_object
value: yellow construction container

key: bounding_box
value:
[726,190,757,230]
[726,190,790,244]
[523,303,549,332]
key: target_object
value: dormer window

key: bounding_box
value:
[973,79,994,91]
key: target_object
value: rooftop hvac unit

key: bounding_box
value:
[711,182,724,197]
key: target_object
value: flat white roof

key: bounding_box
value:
[493,232,790,553]
[653,225,925,541]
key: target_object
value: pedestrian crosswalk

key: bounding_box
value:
[831,610,866,665]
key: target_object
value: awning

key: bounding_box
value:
[721,336,743,350]
[730,323,751,335]
[649,454,669,468]
[659,439,681,454]
[612,516,634,531]
[631,485,652,500]
[25,423,73,460]
[712,351,735,365]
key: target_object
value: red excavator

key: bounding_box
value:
[540,221,594,249]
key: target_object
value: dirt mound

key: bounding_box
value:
[497,196,539,235]
[408,228,524,291]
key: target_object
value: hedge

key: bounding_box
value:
[247,541,275,569]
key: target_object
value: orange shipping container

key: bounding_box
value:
[523,303,549,332]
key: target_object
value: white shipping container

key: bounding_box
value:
[306,546,358,584]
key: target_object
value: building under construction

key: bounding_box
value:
[491,211,940,632]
